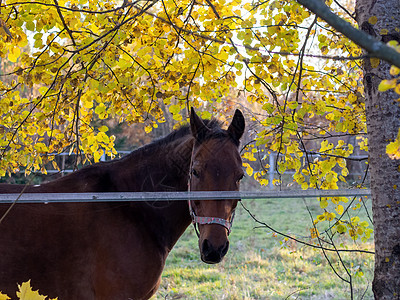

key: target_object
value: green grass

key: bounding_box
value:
[153,197,374,299]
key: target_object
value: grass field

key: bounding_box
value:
[153,197,374,300]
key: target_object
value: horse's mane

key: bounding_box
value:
[140,119,226,150]
[120,118,239,162]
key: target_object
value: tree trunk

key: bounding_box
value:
[356,1,400,298]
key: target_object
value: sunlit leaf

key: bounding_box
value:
[0,292,10,300]
[378,79,397,91]
[17,281,46,300]
[8,47,21,62]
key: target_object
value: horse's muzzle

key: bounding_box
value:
[200,239,229,264]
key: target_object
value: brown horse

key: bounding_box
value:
[0,108,245,300]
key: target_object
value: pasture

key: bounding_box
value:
[155,196,374,299]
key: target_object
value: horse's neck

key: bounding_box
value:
[120,135,194,192]
[148,200,192,252]
[121,135,194,251]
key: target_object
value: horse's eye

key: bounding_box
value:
[192,169,200,178]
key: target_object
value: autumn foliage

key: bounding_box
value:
[0,0,373,237]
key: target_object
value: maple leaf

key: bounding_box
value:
[17,281,46,300]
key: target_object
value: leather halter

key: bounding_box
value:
[187,199,234,235]
[187,145,235,236]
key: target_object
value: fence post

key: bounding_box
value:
[269,152,275,189]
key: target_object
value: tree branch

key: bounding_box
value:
[297,0,400,68]
[138,3,365,62]
[240,202,374,255]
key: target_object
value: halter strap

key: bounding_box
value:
[187,144,235,236]
[188,198,235,236]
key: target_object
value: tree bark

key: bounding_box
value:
[356,1,400,298]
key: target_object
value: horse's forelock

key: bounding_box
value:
[199,120,240,147]
[144,118,239,152]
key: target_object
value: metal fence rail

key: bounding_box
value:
[0,189,371,204]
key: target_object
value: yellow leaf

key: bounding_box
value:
[301,182,308,190]
[162,25,170,33]
[326,212,336,221]
[98,125,108,132]
[145,125,153,134]
[117,52,132,69]
[395,84,400,95]
[368,16,377,25]
[93,150,102,162]
[0,292,10,300]
[172,113,182,121]
[320,199,328,209]
[168,104,180,115]
[8,47,21,63]
[26,20,35,31]
[388,40,399,47]
[246,165,253,177]
[17,281,46,300]
[386,128,400,159]
[378,79,397,91]
[83,98,93,109]
[52,160,59,171]
[201,111,211,119]
[380,29,388,35]
[242,151,256,162]
[370,57,380,68]
[243,163,253,176]
[336,204,344,215]
[310,228,319,238]
[336,223,346,233]
[34,143,49,152]
[38,87,48,95]
[95,103,108,119]
[18,37,28,48]
[97,132,109,144]
[262,103,274,114]
[387,141,400,159]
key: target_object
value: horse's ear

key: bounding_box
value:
[190,107,210,142]
[228,109,245,141]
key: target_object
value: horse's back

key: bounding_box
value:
[0,183,28,193]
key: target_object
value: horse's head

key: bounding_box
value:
[188,108,245,264]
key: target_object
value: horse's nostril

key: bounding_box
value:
[220,241,229,257]
[201,239,229,264]
[202,239,211,255]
